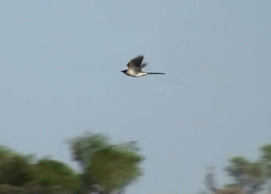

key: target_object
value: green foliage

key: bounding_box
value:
[226,144,271,181]
[225,157,250,179]
[224,146,271,194]
[246,162,263,178]
[225,156,264,179]
[33,158,79,189]
[90,147,143,193]
[260,144,271,161]
[0,145,21,162]
[0,146,34,186]
[0,131,145,194]
[68,131,144,194]
[68,131,109,167]
[0,144,80,191]
[260,144,271,177]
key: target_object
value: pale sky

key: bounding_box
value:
[0,1,271,194]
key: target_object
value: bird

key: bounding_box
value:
[121,55,165,77]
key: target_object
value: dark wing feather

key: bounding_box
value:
[127,55,144,70]
[141,63,147,69]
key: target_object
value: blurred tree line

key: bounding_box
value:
[0,131,144,194]
[203,144,271,194]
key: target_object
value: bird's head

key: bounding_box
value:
[120,70,127,74]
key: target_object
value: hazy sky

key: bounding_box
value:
[0,1,271,193]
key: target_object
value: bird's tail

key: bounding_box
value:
[147,72,165,75]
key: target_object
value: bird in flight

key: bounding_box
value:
[121,55,165,77]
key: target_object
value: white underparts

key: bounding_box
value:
[134,72,147,77]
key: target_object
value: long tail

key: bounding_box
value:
[147,72,165,75]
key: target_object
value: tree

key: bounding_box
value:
[89,146,143,194]
[219,144,271,194]
[204,143,271,194]
[67,131,144,194]
[0,155,33,186]
[260,144,271,177]
[0,144,80,194]
[32,158,80,189]
[224,157,265,193]
[68,131,110,170]
[260,144,271,193]
[223,144,271,193]
[0,145,33,186]
[224,157,250,186]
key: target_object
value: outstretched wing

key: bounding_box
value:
[141,63,147,69]
[127,55,144,70]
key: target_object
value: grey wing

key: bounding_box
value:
[127,55,144,70]
[141,63,147,69]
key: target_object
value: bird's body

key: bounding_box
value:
[121,55,165,77]
[126,69,147,77]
